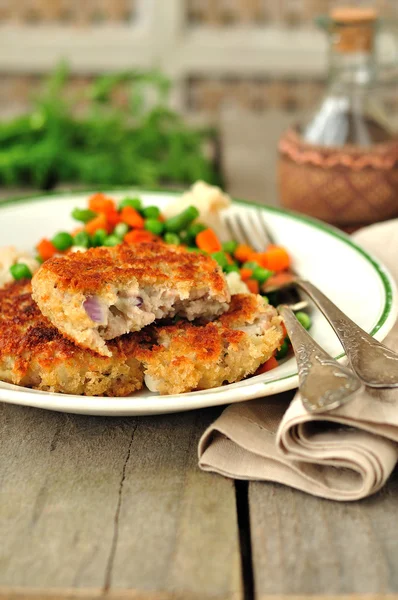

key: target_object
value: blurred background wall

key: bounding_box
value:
[0,0,397,202]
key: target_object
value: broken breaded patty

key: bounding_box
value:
[32,242,230,357]
[135,294,283,395]
[0,280,144,396]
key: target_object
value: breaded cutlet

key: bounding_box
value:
[0,280,144,396]
[135,294,283,395]
[32,242,230,357]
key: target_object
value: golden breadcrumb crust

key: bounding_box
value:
[0,280,143,396]
[31,242,230,357]
[33,242,228,296]
[135,294,283,395]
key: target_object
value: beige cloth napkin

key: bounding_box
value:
[198,218,398,501]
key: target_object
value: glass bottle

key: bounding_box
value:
[301,7,394,147]
[278,6,398,230]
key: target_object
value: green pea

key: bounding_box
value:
[164,206,199,233]
[224,264,240,274]
[73,231,90,248]
[296,311,312,330]
[10,263,32,281]
[211,251,229,269]
[103,235,121,247]
[252,266,274,284]
[187,247,205,254]
[276,340,289,360]
[142,206,160,219]
[145,219,164,235]
[35,256,43,264]
[71,208,97,223]
[114,222,129,239]
[242,261,259,270]
[186,222,207,244]
[222,240,238,255]
[119,197,142,211]
[164,232,180,245]
[91,228,108,247]
[52,232,74,251]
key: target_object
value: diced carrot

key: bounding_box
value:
[225,253,234,265]
[124,230,156,244]
[106,208,122,227]
[196,228,222,253]
[257,246,290,272]
[121,206,145,229]
[264,272,295,289]
[281,321,288,339]
[85,213,109,235]
[36,238,57,261]
[240,268,253,281]
[246,279,259,294]
[256,356,279,374]
[234,244,254,263]
[88,193,116,215]
[248,252,268,267]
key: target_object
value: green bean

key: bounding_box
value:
[10,263,32,280]
[91,228,108,246]
[118,197,142,211]
[71,208,97,223]
[52,232,74,251]
[186,222,206,244]
[164,206,199,233]
[145,219,164,235]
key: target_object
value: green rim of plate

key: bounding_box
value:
[0,186,393,391]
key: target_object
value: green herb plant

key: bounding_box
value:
[0,63,220,189]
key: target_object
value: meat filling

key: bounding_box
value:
[83,287,229,341]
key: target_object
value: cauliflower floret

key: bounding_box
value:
[164,181,231,240]
[225,272,250,296]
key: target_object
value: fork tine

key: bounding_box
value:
[224,214,246,246]
[246,213,268,252]
[234,214,253,246]
[256,211,277,245]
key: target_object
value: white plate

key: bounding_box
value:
[0,189,396,415]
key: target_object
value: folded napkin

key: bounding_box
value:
[199,219,398,501]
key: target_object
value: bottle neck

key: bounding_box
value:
[327,20,377,93]
[328,49,376,92]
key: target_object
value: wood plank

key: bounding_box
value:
[249,469,398,597]
[0,403,241,599]
[109,411,242,598]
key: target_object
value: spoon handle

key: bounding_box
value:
[296,279,398,388]
[280,305,363,413]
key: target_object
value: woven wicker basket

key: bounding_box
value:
[278,128,398,230]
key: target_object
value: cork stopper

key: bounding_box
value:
[330,6,377,53]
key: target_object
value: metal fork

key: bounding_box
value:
[280,304,363,412]
[224,210,398,389]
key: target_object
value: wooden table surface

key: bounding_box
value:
[1,110,398,599]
